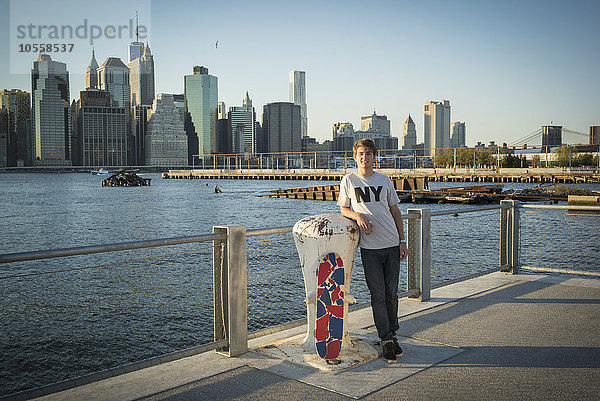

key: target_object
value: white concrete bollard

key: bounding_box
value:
[293,214,360,358]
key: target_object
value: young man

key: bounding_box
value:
[337,139,407,363]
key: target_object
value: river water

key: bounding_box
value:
[1,173,599,396]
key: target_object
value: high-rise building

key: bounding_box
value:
[333,112,397,152]
[0,89,32,166]
[173,94,185,121]
[357,112,397,151]
[75,89,127,166]
[332,122,355,151]
[450,121,466,148]
[31,54,72,166]
[97,57,131,162]
[402,114,417,150]
[261,102,301,153]
[127,43,154,165]
[131,104,151,165]
[218,101,227,119]
[128,43,155,107]
[332,122,354,138]
[129,41,144,63]
[0,109,7,167]
[590,126,600,145]
[542,125,562,153]
[145,94,188,166]
[424,100,451,156]
[228,92,256,153]
[97,57,130,108]
[361,112,391,135]
[184,66,218,159]
[289,70,308,137]
[217,116,230,154]
[129,12,145,63]
[85,49,99,89]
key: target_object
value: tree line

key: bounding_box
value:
[434,146,599,168]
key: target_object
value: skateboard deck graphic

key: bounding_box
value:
[315,252,345,359]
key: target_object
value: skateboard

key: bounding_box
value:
[315,252,345,360]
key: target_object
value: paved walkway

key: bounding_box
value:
[36,272,600,400]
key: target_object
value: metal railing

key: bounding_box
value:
[2,202,600,400]
[518,203,600,277]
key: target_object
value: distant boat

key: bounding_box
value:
[91,168,111,175]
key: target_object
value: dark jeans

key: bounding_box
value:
[360,246,400,342]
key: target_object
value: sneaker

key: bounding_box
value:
[392,337,403,356]
[382,341,396,363]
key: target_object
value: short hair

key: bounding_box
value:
[353,138,377,156]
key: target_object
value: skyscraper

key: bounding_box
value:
[75,89,127,166]
[128,43,155,165]
[128,43,155,107]
[289,70,308,137]
[97,57,131,163]
[218,101,227,119]
[332,122,354,137]
[131,105,150,165]
[261,102,301,153]
[184,66,218,159]
[31,54,71,166]
[450,121,466,148]
[0,89,32,166]
[424,100,450,156]
[85,49,99,89]
[129,12,145,63]
[97,57,130,108]
[402,114,417,150]
[361,111,391,135]
[228,92,256,153]
[357,112,397,151]
[129,42,144,63]
[332,122,355,152]
[0,109,7,167]
[145,94,188,166]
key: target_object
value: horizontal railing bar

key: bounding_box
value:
[520,265,600,277]
[4,339,228,401]
[246,226,293,237]
[430,205,505,217]
[0,233,226,264]
[519,204,600,211]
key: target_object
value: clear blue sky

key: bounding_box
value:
[1,0,599,146]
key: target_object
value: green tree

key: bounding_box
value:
[553,146,576,167]
[474,148,493,167]
[502,154,521,168]
[531,155,541,168]
[435,148,453,167]
[457,147,474,166]
[575,153,594,167]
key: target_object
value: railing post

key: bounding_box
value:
[500,200,520,274]
[213,225,247,356]
[406,208,431,301]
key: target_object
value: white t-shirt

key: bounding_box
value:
[337,171,401,249]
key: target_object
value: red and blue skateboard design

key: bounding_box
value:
[315,252,345,360]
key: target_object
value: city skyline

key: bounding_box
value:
[1,0,599,147]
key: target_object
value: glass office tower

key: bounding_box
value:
[184,66,218,157]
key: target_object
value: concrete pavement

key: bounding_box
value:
[34,272,600,400]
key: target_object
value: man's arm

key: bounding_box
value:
[340,206,373,235]
[390,204,407,260]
